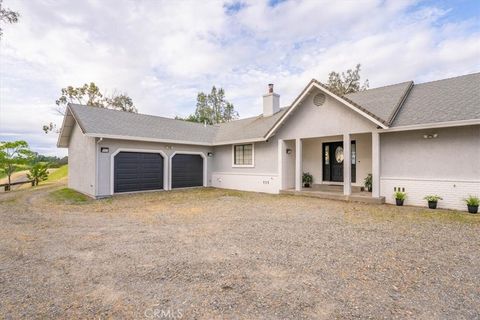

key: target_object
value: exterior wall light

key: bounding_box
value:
[207,152,214,157]
[286,148,292,154]
[100,147,109,153]
[423,133,438,139]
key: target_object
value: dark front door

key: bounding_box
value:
[322,141,356,183]
[114,152,164,193]
[171,154,204,188]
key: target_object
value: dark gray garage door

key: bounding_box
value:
[114,152,164,193]
[171,154,204,188]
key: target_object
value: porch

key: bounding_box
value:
[278,132,384,203]
[280,184,385,204]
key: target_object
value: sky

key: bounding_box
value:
[0,0,479,157]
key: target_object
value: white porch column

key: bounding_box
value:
[343,133,351,195]
[278,139,285,190]
[372,131,380,198]
[295,138,302,191]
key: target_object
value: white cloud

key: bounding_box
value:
[0,0,478,156]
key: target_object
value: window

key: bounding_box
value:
[324,145,329,165]
[351,142,356,164]
[233,144,254,166]
[335,146,344,163]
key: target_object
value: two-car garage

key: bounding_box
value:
[113,151,204,193]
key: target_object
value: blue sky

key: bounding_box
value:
[0,0,479,156]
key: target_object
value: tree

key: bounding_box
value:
[0,141,32,189]
[44,82,137,133]
[27,163,49,186]
[0,0,19,39]
[326,64,369,96]
[180,86,239,125]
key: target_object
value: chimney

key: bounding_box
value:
[263,83,280,117]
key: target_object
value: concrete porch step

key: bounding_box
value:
[280,189,385,204]
[311,184,364,193]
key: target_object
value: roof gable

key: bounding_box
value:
[265,79,390,140]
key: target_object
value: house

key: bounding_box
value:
[57,73,480,210]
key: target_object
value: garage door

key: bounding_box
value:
[171,154,204,188]
[114,152,164,193]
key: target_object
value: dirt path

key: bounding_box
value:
[0,183,479,319]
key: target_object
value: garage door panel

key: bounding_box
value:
[114,152,164,193]
[172,154,204,188]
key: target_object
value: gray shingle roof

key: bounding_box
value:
[69,104,217,144]
[66,104,288,146]
[344,81,413,125]
[213,108,288,144]
[59,72,479,147]
[392,73,480,126]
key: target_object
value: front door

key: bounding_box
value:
[322,141,356,183]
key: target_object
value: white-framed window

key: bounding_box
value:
[232,144,254,167]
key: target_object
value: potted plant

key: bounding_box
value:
[364,174,372,192]
[423,195,442,209]
[465,195,479,214]
[302,172,313,188]
[393,191,406,206]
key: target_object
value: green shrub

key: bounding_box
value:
[424,195,443,202]
[364,174,372,191]
[465,195,479,206]
[393,191,406,201]
[302,172,313,185]
[27,163,49,186]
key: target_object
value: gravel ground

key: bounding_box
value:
[0,183,479,319]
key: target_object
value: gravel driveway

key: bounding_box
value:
[0,184,479,319]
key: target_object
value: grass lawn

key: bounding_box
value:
[0,164,29,180]
[50,187,89,204]
[45,164,68,182]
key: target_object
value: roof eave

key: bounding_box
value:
[380,119,480,132]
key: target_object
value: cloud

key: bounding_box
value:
[0,0,479,156]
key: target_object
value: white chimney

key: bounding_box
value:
[263,83,280,117]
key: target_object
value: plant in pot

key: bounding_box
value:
[302,172,313,188]
[423,195,442,209]
[393,191,406,206]
[364,174,372,192]
[465,195,479,214]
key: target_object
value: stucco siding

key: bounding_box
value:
[68,123,96,197]
[276,91,377,140]
[380,125,480,209]
[96,139,213,197]
[211,138,279,193]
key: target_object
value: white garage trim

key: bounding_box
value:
[169,151,207,190]
[110,148,168,195]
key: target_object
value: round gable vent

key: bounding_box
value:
[313,93,326,106]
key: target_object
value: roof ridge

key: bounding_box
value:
[345,80,413,95]
[386,81,414,126]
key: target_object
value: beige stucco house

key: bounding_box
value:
[58,73,480,210]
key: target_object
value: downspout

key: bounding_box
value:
[95,138,103,198]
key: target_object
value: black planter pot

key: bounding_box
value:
[428,201,438,209]
[396,199,404,206]
[467,205,478,214]
[367,186,372,192]
[304,183,310,188]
